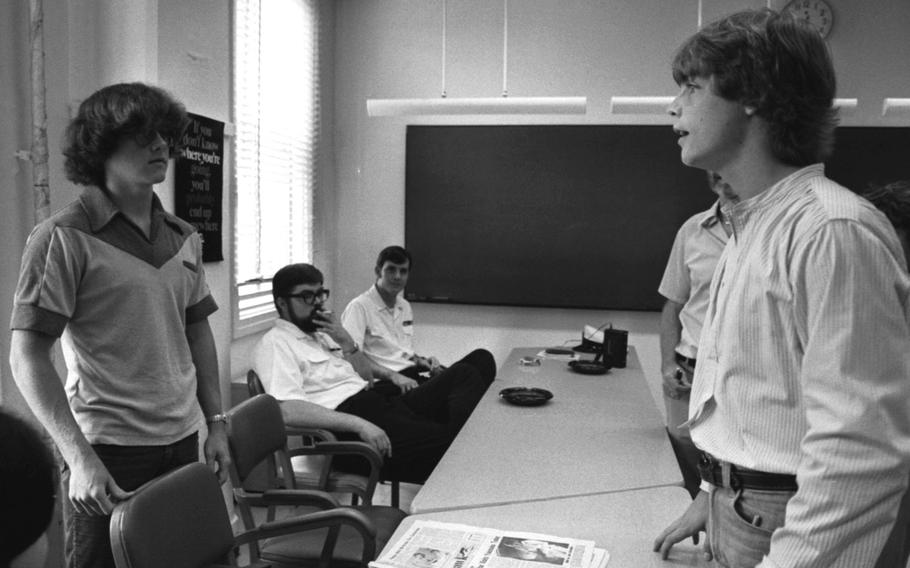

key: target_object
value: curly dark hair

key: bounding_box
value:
[671,9,838,167]
[63,82,189,187]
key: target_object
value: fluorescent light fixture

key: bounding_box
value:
[609,96,674,115]
[608,96,859,116]
[368,0,585,118]
[367,96,586,117]
[882,98,910,117]
[834,98,858,114]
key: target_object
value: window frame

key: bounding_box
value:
[230,0,320,338]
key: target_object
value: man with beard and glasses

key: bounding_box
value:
[252,263,495,483]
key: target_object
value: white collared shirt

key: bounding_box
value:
[658,201,729,359]
[689,164,910,567]
[253,319,368,409]
[341,285,415,372]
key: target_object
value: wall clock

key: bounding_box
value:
[782,0,834,39]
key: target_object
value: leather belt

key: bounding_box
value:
[674,352,697,368]
[698,452,798,492]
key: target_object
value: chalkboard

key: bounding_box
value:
[404,125,910,311]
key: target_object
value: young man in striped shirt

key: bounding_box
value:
[653,9,910,567]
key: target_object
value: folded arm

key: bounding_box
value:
[279,399,391,457]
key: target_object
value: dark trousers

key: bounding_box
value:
[398,349,498,385]
[336,351,495,484]
[664,352,700,498]
[62,432,199,568]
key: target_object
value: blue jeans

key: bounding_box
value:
[708,486,793,568]
[62,432,199,568]
[709,483,910,567]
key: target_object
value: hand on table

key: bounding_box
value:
[652,490,712,561]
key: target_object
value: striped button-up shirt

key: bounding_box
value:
[689,164,910,567]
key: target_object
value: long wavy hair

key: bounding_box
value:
[63,82,189,187]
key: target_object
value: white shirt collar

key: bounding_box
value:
[367,284,402,313]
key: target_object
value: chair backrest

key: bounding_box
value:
[227,393,294,486]
[110,462,235,568]
[247,369,266,397]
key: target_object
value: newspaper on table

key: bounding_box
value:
[370,520,610,568]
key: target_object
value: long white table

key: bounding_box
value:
[392,486,710,567]
[410,347,682,514]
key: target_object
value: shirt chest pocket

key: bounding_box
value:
[297,343,333,373]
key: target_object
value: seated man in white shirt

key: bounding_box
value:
[342,246,496,391]
[253,263,495,484]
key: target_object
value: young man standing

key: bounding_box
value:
[652,10,910,567]
[341,245,495,391]
[659,172,734,498]
[10,83,229,568]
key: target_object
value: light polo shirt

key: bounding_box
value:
[688,165,910,567]
[11,186,218,445]
[253,319,368,409]
[658,201,729,359]
[341,285,415,372]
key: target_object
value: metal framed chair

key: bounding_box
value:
[246,369,401,507]
[110,461,381,568]
[226,394,408,567]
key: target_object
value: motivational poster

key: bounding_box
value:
[175,112,224,262]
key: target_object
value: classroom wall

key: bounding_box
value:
[3,1,910,414]
[331,0,910,414]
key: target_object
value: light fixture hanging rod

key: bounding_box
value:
[441,0,447,97]
[366,0,587,117]
[502,0,508,97]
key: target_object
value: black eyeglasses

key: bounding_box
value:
[284,288,330,305]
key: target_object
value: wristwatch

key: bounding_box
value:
[205,413,229,425]
[342,343,360,356]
